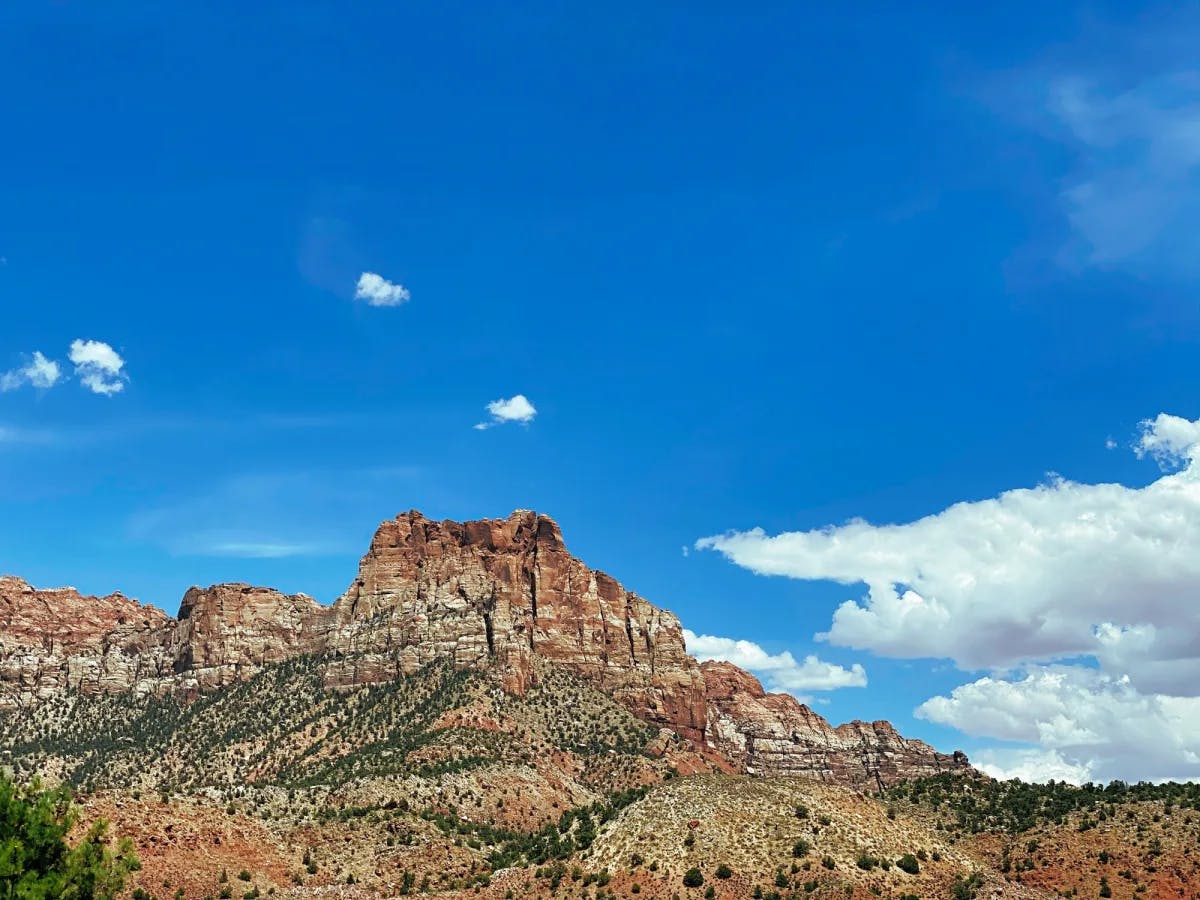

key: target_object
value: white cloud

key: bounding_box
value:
[698,412,1200,781]
[474,394,537,430]
[1134,412,1200,468]
[918,666,1200,782]
[0,351,62,392]
[354,271,410,307]
[683,629,867,696]
[69,339,127,396]
[697,413,1200,681]
[970,747,1097,785]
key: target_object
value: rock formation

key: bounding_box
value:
[0,575,172,711]
[700,661,970,788]
[322,511,708,742]
[0,511,974,786]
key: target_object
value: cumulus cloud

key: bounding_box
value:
[970,747,1097,785]
[698,412,1200,781]
[697,413,1200,679]
[69,339,127,396]
[474,394,537,430]
[0,351,62,392]
[918,667,1200,782]
[1135,412,1200,468]
[683,629,867,696]
[354,271,410,307]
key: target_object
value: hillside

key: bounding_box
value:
[0,509,973,788]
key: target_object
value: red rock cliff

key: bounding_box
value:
[0,511,973,786]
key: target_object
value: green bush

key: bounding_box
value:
[715,863,733,879]
[896,853,920,875]
[0,773,139,899]
[951,871,984,900]
[683,867,704,888]
[792,839,810,857]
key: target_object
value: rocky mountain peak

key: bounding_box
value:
[0,511,974,787]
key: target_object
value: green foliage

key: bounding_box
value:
[950,871,984,900]
[682,867,704,888]
[715,863,732,879]
[0,657,659,795]
[855,853,879,871]
[792,839,810,858]
[888,773,1200,835]
[0,773,138,898]
[418,786,648,871]
[896,853,920,875]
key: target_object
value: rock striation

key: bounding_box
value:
[322,511,709,742]
[0,575,172,711]
[700,661,970,788]
[0,511,973,786]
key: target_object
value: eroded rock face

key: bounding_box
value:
[0,575,173,712]
[167,584,330,696]
[324,511,709,742]
[700,661,972,788]
[0,512,972,785]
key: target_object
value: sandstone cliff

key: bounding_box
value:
[322,511,708,742]
[700,661,970,788]
[0,575,172,711]
[0,510,974,787]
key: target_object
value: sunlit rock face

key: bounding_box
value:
[0,511,972,786]
[700,661,973,787]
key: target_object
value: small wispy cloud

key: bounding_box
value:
[354,271,410,307]
[189,538,338,559]
[0,424,58,445]
[127,467,423,564]
[0,351,62,393]
[1046,72,1200,272]
[474,394,537,430]
[69,339,127,396]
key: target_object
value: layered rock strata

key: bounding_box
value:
[0,511,974,786]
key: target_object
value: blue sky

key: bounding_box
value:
[4,2,1200,782]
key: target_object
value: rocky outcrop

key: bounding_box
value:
[323,511,708,741]
[0,575,173,712]
[167,584,329,696]
[0,511,973,786]
[701,661,972,787]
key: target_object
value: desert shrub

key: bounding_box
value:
[896,853,920,874]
